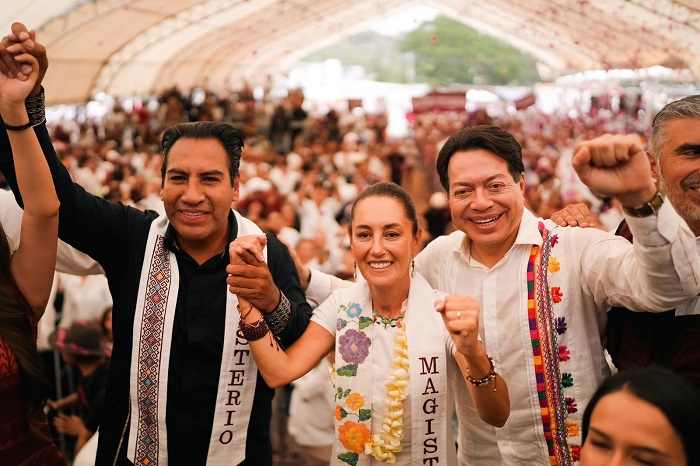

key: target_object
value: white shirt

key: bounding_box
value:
[287,358,336,448]
[298,197,342,244]
[59,273,113,328]
[269,166,301,196]
[307,202,700,465]
[311,280,458,466]
[0,189,104,276]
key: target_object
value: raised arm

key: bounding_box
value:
[573,134,700,310]
[227,235,335,386]
[0,24,152,278]
[0,48,58,314]
[437,295,510,427]
[239,303,334,388]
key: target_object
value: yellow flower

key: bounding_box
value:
[339,421,371,454]
[566,420,580,437]
[346,393,365,411]
[548,256,560,273]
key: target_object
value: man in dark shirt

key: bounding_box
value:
[0,26,312,466]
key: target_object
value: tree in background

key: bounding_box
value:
[400,16,540,86]
[303,15,540,86]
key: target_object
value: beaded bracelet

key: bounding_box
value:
[263,293,291,335]
[25,86,46,127]
[465,356,498,392]
[1,87,47,132]
[237,316,278,350]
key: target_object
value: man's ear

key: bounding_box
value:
[647,151,659,183]
[232,177,240,203]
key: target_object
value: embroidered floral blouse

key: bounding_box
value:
[307,202,700,466]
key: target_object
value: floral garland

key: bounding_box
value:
[368,314,409,463]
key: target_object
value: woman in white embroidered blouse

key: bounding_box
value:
[228,182,509,465]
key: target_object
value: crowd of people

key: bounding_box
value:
[0,21,699,466]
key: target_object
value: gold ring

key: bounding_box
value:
[457,311,462,319]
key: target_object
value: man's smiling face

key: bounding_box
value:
[447,149,525,264]
[653,118,700,236]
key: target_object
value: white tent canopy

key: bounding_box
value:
[4,0,700,105]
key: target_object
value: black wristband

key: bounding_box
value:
[2,120,33,131]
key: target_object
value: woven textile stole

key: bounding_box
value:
[528,222,576,466]
[127,212,262,465]
[332,275,448,466]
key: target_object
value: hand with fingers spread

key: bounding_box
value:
[573,134,657,208]
[226,234,281,312]
[435,295,481,357]
[550,202,596,228]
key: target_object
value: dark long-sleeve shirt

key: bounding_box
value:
[0,122,312,466]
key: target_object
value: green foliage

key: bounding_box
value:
[358,408,372,421]
[301,16,540,85]
[338,452,359,466]
[304,32,406,82]
[400,16,540,85]
[336,364,359,376]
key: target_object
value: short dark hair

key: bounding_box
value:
[436,125,525,192]
[349,182,419,235]
[161,122,244,186]
[582,367,700,465]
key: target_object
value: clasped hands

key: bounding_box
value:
[0,23,47,105]
[226,234,280,313]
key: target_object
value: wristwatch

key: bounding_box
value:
[622,191,665,218]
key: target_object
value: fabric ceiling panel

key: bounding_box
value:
[36,0,204,103]
[41,60,102,104]
[155,0,407,94]
[99,0,279,96]
[3,0,70,33]
[105,61,166,98]
[51,11,162,58]
[2,0,699,104]
[590,0,700,66]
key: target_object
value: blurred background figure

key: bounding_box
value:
[49,320,109,461]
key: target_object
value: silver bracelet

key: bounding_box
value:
[263,292,291,335]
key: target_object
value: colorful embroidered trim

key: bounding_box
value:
[334,301,411,465]
[134,237,171,465]
[335,302,374,466]
[527,223,572,466]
